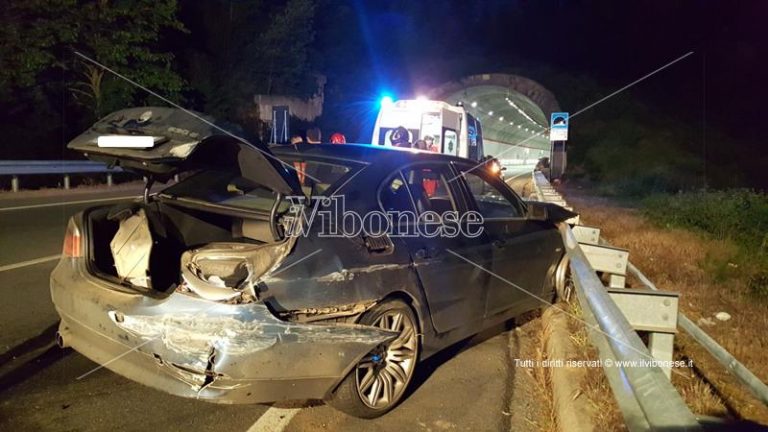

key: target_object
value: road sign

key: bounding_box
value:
[550,112,569,141]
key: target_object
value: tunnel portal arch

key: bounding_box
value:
[427,73,560,161]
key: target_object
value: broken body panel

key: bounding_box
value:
[51,254,396,402]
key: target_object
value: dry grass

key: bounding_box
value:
[563,186,768,424]
[563,301,626,432]
[533,317,558,432]
[673,368,729,417]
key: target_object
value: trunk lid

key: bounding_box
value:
[68,107,302,196]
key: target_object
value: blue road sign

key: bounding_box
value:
[550,112,569,141]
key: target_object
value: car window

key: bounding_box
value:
[160,170,288,211]
[402,165,456,215]
[380,173,416,213]
[161,157,357,211]
[278,157,352,196]
[464,172,523,218]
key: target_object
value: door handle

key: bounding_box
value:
[492,239,507,249]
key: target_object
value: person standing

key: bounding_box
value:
[390,126,411,148]
[424,135,438,153]
[295,128,321,184]
[306,127,322,144]
[330,132,346,144]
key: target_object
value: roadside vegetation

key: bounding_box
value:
[565,187,768,424]
[643,189,768,300]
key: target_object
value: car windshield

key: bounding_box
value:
[159,156,357,212]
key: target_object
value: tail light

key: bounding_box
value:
[63,218,83,258]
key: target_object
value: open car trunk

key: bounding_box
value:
[70,106,305,301]
[68,106,302,194]
[86,199,294,301]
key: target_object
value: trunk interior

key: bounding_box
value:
[87,200,275,294]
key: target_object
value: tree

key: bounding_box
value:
[0,0,186,120]
[253,0,317,97]
[179,0,318,123]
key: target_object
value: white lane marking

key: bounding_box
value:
[0,195,139,212]
[0,254,61,273]
[246,406,302,432]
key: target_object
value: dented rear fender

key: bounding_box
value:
[50,259,397,403]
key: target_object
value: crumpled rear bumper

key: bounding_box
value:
[50,259,396,404]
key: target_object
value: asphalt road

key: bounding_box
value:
[0,326,520,432]
[0,188,143,351]
[0,169,540,432]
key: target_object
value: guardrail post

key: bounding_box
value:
[107,173,113,187]
[561,225,701,430]
[63,175,70,190]
[649,333,675,378]
[11,175,19,192]
[628,262,768,405]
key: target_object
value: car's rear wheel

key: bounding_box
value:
[554,254,572,302]
[328,299,420,418]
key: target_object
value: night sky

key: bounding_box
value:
[332,1,762,136]
[309,0,766,186]
[3,1,766,187]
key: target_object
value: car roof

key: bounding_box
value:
[270,143,475,166]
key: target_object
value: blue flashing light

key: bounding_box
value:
[380,95,394,108]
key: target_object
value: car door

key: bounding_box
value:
[457,165,562,317]
[387,162,491,334]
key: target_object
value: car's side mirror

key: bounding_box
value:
[525,200,579,223]
[526,200,549,221]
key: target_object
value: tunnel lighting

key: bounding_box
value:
[487,111,493,116]
[517,125,521,128]
[498,116,504,121]
[471,101,477,108]
[380,95,394,108]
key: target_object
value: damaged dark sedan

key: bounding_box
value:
[51,107,572,418]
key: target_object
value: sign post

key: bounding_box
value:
[549,112,569,180]
[271,105,289,144]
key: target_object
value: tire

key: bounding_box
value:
[327,298,420,418]
[554,254,572,302]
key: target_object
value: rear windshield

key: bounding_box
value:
[159,157,358,212]
[279,156,355,196]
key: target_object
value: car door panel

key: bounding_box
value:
[483,220,559,315]
[457,166,562,317]
[393,163,491,334]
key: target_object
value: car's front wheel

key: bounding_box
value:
[328,299,420,418]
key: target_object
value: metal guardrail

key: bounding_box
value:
[0,160,122,192]
[530,171,703,431]
[627,262,768,406]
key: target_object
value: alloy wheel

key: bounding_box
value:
[355,310,418,409]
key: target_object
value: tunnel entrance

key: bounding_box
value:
[427,73,560,166]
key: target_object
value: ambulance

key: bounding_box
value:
[371,98,486,162]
